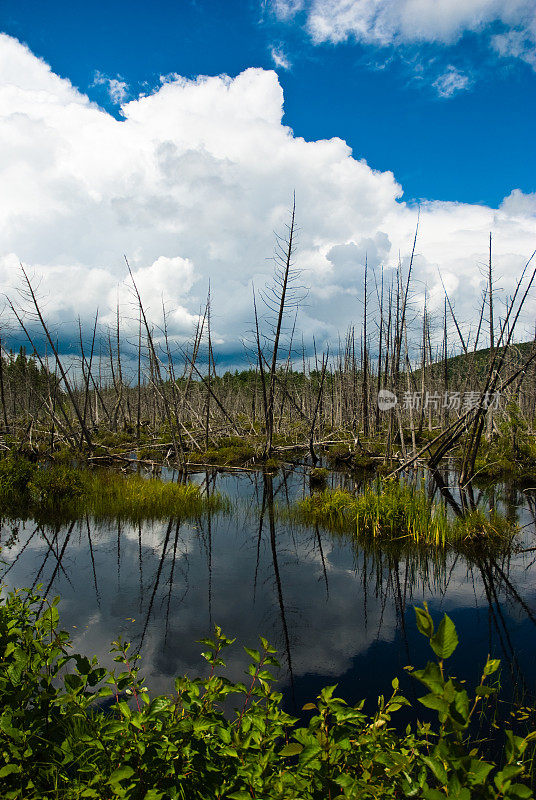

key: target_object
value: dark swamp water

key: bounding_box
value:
[1,466,536,717]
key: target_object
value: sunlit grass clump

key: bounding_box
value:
[74,470,227,522]
[452,508,517,548]
[294,482,449,545]
[0,454,227,522]
[293,481,516,551]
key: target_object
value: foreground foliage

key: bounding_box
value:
[0,588,534,799]
[0,455,227,522]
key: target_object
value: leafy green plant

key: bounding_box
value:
[0,587,534,798]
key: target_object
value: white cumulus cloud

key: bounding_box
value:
[0,33,535,362]
[271,0,536,70]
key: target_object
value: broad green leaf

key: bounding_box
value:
[279,743,304,757]
[41,605,59,630]
[507,784,533,798]
[415,605,434,639]
[219,746,238,758]
[6,648,27,686]
[108,766,135,784]
[320,685,337,702]
[423,791,446,800]
[75,656,91,675]
[475,685,496,697]
[118,700,133,719]
[298,744,322,765]
[3,642,16,658]
[218,727,231,744]
[335,773,355,789]
[497,764,523,783]
[430,615,458,660]
[422,755,448,785]
[413,662,444,693]
[468,760,493,785]
[419,694,449,714]
[483,658,501,676]
[243,647,260,663]
[148,697,170,716]
[64,674,84,691]
[0,765,21,778]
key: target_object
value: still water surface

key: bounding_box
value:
[1,467,536,712]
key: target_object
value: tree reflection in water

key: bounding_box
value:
[1,465,535,709]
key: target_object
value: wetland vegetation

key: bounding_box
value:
[292,480,516,554]
[0,215,534,488]
[0,454,226,523]
[1,586,535,800]
[1,463,536,797]
[1,212,535,797]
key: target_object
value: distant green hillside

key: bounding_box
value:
[416,339,535,383]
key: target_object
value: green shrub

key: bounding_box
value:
[28,464,88,506]
[0,589,533,799]
[0,454,34,496]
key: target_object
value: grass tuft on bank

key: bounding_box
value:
[0,454,227,522]
[292,481,516,552]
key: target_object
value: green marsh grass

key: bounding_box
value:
[0,455,228,523]
[72,469,228,522]
[451,507,517,549]
[292,481,517,552]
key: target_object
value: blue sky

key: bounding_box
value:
[0,1,535,361]
[2,0,535,207]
